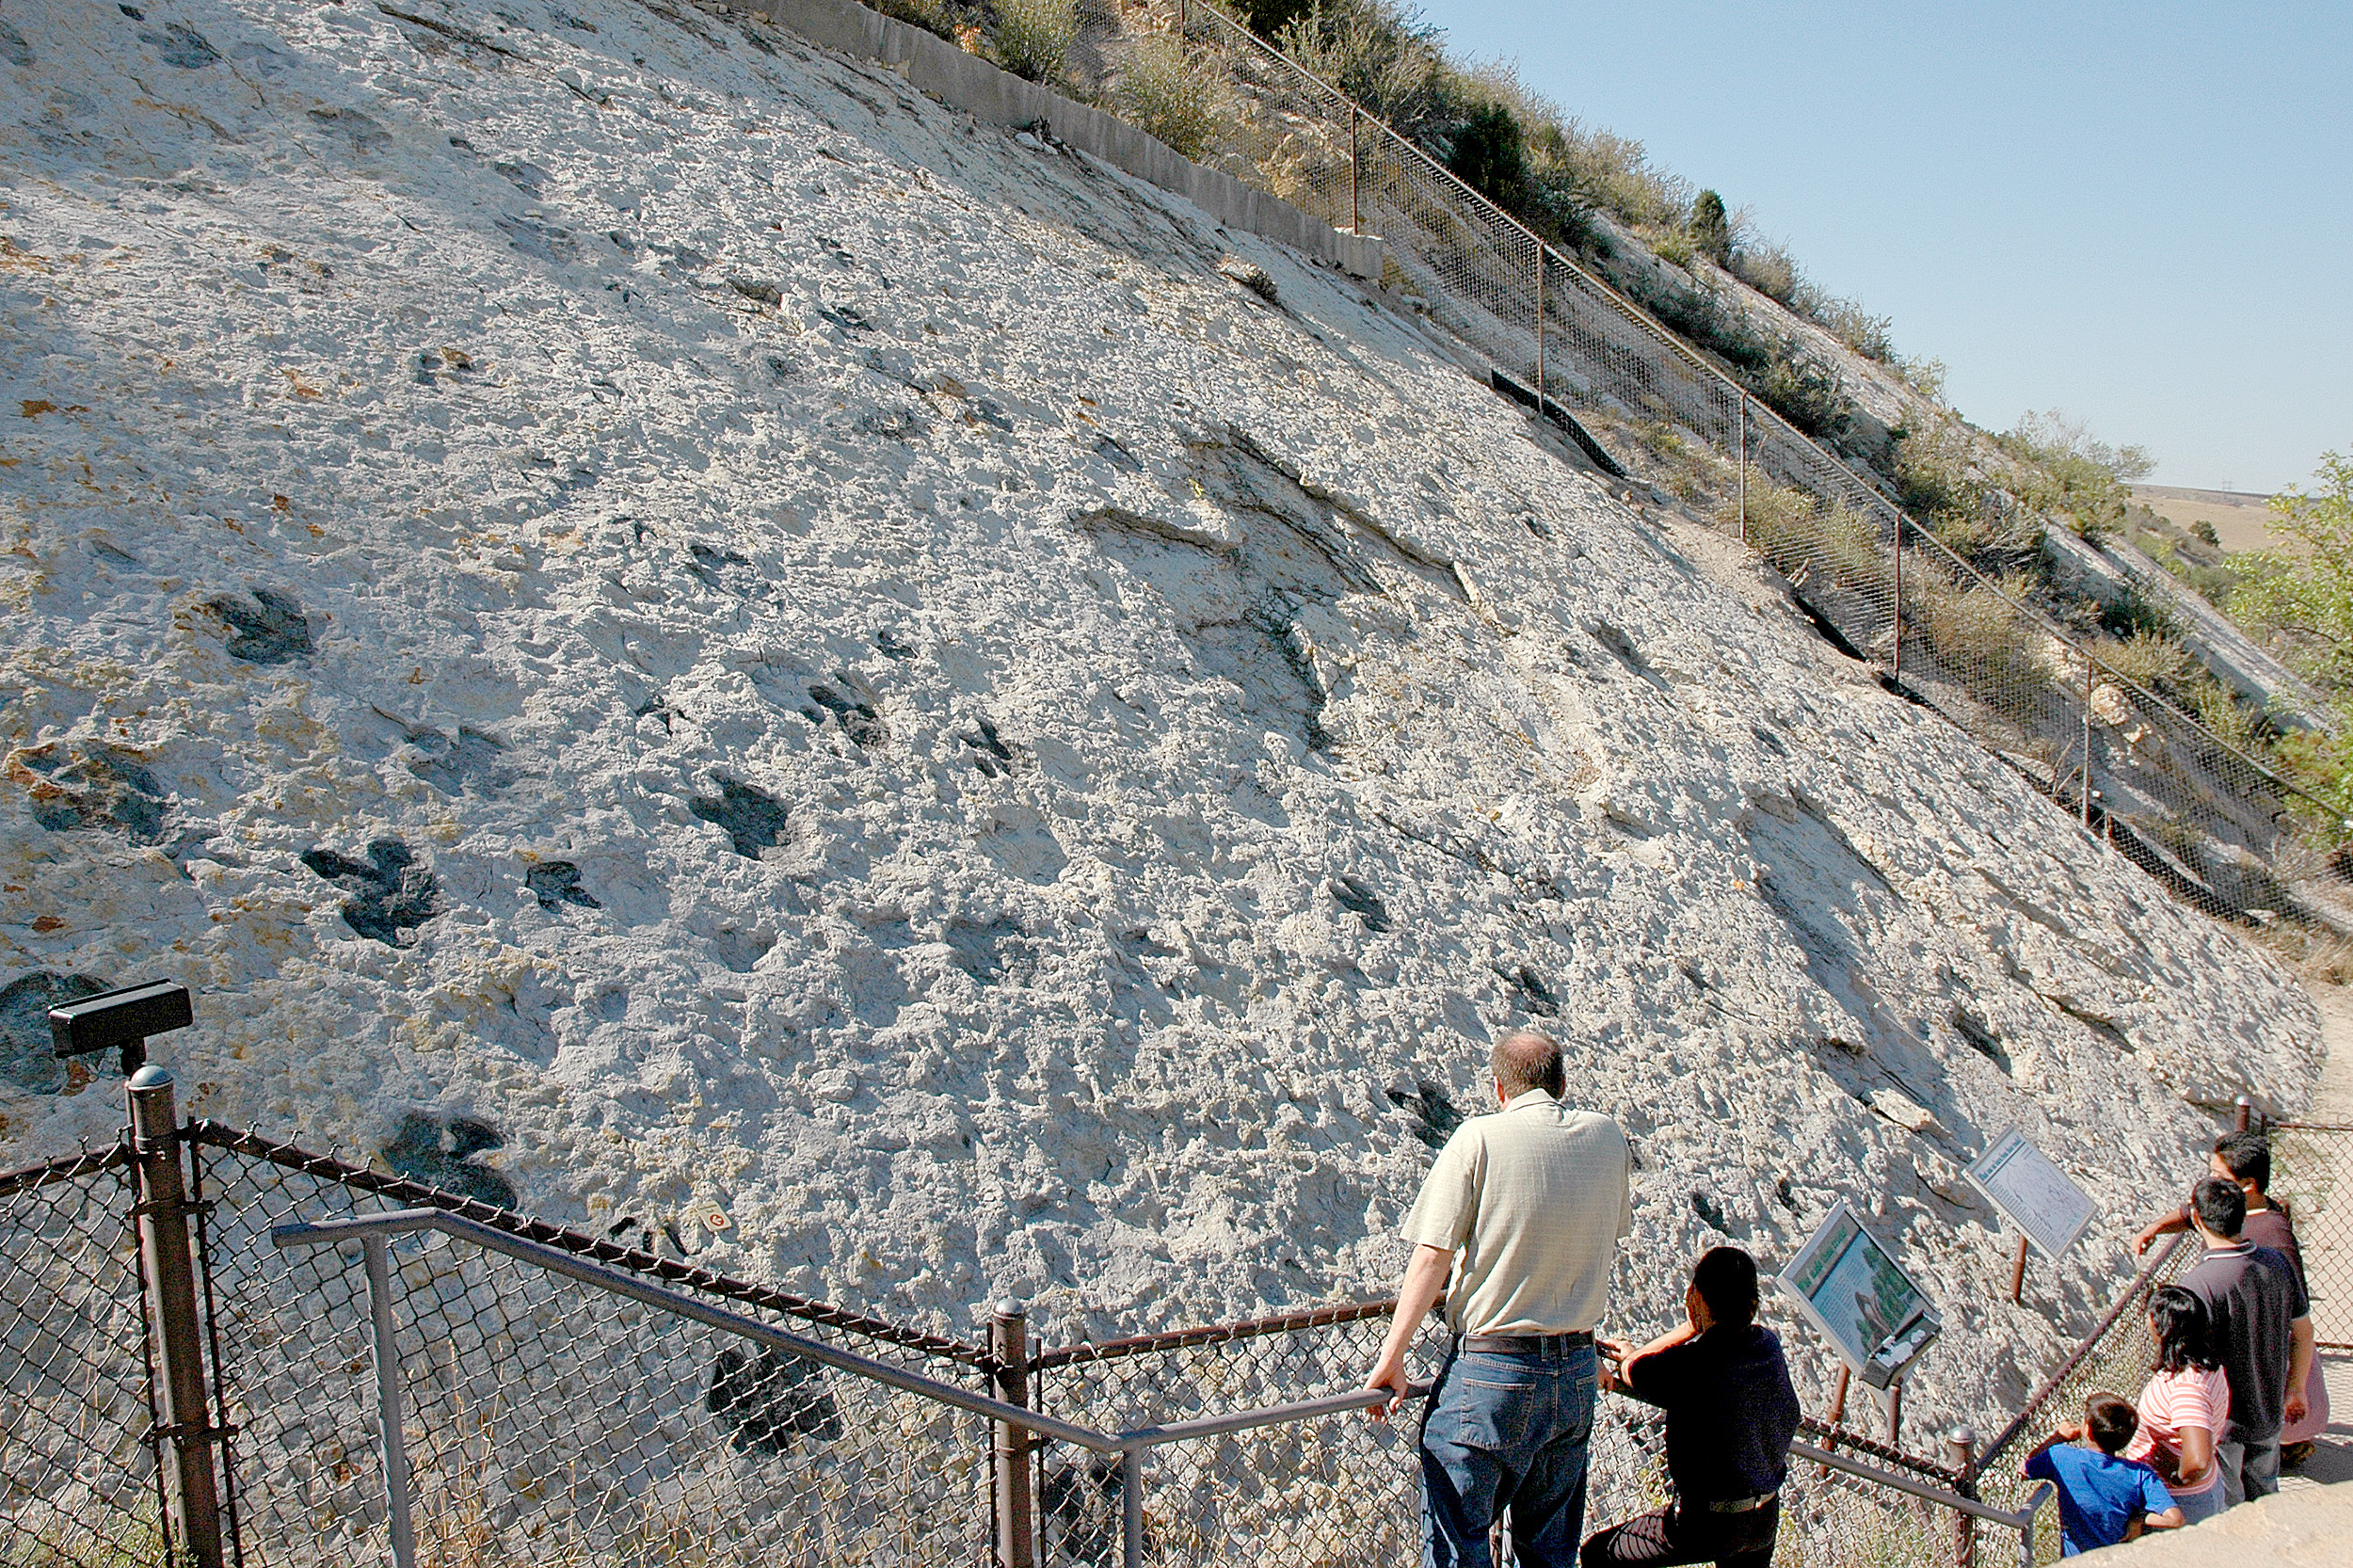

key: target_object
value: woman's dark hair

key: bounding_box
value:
[2149,1286,2217,1375]
[1692,1246,1760,1326]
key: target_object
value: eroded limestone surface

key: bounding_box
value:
[0,0,2318,1436]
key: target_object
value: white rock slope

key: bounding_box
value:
[0,0,2320,1433]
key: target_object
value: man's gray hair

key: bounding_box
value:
[1491,1030,1565,1100]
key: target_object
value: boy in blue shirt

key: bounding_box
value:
[2023,1394,2185,1555]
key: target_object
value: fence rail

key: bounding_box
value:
[4,1071,2056,1568]
[1142,0,2332,921]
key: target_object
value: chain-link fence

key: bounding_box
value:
[178,1122,995,1568]
[0,1144,171,1568]
[0,1102,2092,1568]
[2268,1122,2353,1350]
[1031,1302,1976,1568]
[1965,1234,2197,1554]
[1101,0,2333,925]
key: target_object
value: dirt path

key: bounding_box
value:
[2280,979,2353,1490]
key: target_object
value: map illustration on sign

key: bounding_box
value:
[1777,1201,1941,1389]
[1965,1130,2097,1261]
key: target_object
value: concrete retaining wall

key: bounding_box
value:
[750,0,1384,279]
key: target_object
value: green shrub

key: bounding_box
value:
[1689,188,1731,265]
[1273,0,1450,140]
[1730,235,1799,305]
[2096,576,2177,641]
[1896,356,1947,403]
[1652,229,1696,269]
[1913,575,2054,723]
[992,0,1079,83]
[1734,481,1885,595]
[1117,32,1226,161]
[2097,629,2193,693]
[868,0,956,40]
[1754,340,1852,447]
[1237,0,1317,37]
[1447,102,1530,209]
[1810,292,1895,361]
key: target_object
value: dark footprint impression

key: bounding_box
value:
[381,1110,519,1208]
[526,862,601,911]
[689,776,791,858]
[708,1345,842,1451]
[23,744,171,845]
[0,971,107,1094]
[205,588,313,664]
[300,839,440,946]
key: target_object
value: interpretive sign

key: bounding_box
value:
[1965,1129,2097,1261]
[1778,1201,1942,1389]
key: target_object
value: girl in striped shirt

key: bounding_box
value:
[2125,1286,2231,1525]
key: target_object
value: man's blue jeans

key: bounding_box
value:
[1419,1342,1599,1568]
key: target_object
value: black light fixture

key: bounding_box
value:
[49,980,195,1077]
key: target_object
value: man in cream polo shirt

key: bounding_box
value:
[1366,1030,1634,1568]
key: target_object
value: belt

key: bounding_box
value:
[1704,1492,1778,1514]
[1458,1330,1594,1356]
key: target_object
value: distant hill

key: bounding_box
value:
[2131,484,2290,555]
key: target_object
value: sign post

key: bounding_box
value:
[1964,1130,2097,1305]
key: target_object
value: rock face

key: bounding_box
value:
[0,0,2321,1437]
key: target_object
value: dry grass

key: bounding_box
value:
[1115,30,1227,162]
[991,0,1080,83]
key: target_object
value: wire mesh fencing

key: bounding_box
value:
[1965,1235,2197,1546]
[182,1124,995,1568]
[0,1144,171,1568]
[2269,1122,2353,1349]
[1031,1304,1976,1568]
[1136,0,2331,923]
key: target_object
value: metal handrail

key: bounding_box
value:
[273,1205,2031,1567]
[272,1208,1389,1568]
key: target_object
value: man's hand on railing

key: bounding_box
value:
[1363,1356,1413,1424]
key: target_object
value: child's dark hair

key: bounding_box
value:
[2086,1393,2139,1455]
[2149,1287,2217,1375]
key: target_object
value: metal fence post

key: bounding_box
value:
[1945,1426,1977,1568]
[362,1234,420,1568]
[1891,512,1904,683]
[1737,393,1749,544]
[2081,651,2096,828]
[127,1066,228,1568]
[1533,246,1545,415]
[989,1301,1035,1568]
[2234,1096,2252,1132]
[1350,104,1361,233]
[1121,1447,1144,1568]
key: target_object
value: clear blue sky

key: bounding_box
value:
[1416,0,2351,494]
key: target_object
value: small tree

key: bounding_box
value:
[1689,188,1731,265]
[1240,0,1318,39]
[1447,103,1529,210]
[2232,449,2353,835]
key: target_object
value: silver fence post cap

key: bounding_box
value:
[1946,1424,1977,1446]
[990,1297,1025,1320]
[127,1064,176,1091]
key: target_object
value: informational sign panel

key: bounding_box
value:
[1778,1201,1942,1389]
[1966,1129,2097,1261]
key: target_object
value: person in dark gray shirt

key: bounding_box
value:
[2178,1177,2312,1507]
[1584,1247,1800,1567]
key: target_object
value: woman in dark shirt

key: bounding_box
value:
[1584,1247,1801,1568]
